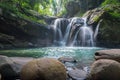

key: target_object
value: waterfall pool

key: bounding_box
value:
[0,47,106,65]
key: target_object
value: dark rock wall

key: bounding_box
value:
[65,0,105,17]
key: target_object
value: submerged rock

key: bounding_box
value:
[87,59,120,80]
[20,58,67,80]
[58,57,77,63]
[95,49,120,62]
[68,68,87,80]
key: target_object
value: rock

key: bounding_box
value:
[0,8,3,15]
[10,57,34,75]
[20,58,67,80]
[65,62,75,68]
[65,0,104,17]
[0,63,17,80]
[58,57,77,63]
[83,8,105,25]
[0,55,18,80]
[68,68,87,80]
[87,59,120,80]
[83,4,120,46]
[0,74,1,80]
[83,66,91,73]
[65,1,80,17]
[0,8,53,48]
[95,49,120,62]
[10,57,34,67]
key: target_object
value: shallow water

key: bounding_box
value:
[0,47,106,65]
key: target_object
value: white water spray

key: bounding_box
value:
[52,17,100,47]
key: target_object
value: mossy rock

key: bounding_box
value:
[83,4,120,45]
[83,8,105,25]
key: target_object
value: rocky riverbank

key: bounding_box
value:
[0,55,89,80]
[0,49,120,80]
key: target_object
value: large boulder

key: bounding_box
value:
[95,49,120,62]
[87,59,120,80]
[0,55,18,80]
[20,58,67,80]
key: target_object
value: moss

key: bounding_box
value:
[0,3,46,25]
[109,12,120,19]
[75,11,84,17]
[102,4,120,19]
[101,0,120,6]
[93,15,100,22]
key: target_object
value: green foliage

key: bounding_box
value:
[0,0,73,17]
[109,12,120,19]
[101,0,120,6]
[0,1,46,24]
[102,4,120,19]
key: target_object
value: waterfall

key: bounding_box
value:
[71,17,94,46]
[94,19,103,41]
[52,17,99,47]
[52,18,69,46]
[63,17,81,46]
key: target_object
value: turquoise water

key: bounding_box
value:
[0,47,105,64]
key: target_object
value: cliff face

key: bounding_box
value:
[0,0,120,48]
[65,0,105,17]
[83,4,120,47]
[0,6,53,49]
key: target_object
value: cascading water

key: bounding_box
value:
[94,19,103,41]
[62,17,82,46]
[52,18,69,46]
[52,17,100,47]
[71,17,94,47]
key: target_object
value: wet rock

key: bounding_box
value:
[95,49,120,62]
[68,68,87,80]
[65,1,80,17]
[83,66,91,73]
[0,74,1,80]
[83,5,120,45]
[10,57,34,75]
[65,62,75,68]
[75,61,88,69]
[21,58,67,80]
[87,59,120,80]
[0,63,17,80]
[83,8,105,25]
[10,57,34,67]
[0,56,33,80]
[58,57,77,63]
[0,55,18,80]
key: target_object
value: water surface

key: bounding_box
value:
[0,47,105,65]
